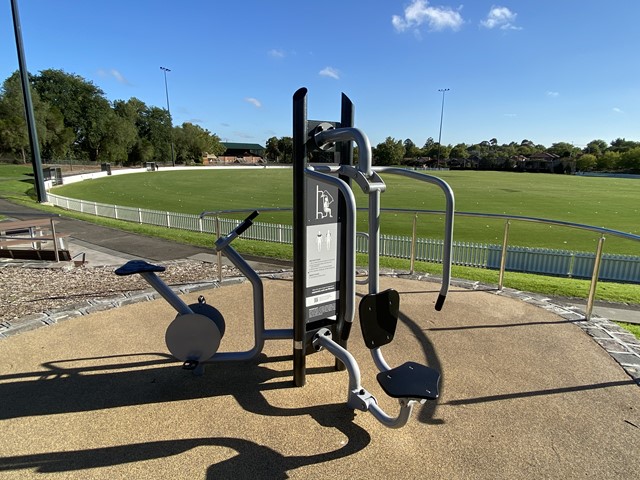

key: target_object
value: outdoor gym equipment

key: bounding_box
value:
[115,210,291,376]
[114,88,455,428]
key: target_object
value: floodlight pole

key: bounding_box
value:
[160,66,175,167]
[11,0,47,202]
[436,88,450,169]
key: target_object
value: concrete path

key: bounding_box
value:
[1,198,640,478]
[1,278,639,479]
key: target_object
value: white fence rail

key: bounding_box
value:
[47,193,640,284]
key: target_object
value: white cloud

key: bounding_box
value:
[612,107,624,114]
[546,91,560,97]
[392,0,463,33]
[481,6,521,30]
[268,49,285,58]
[97,68,131,85]
[244,97,262,108]
[319,66,340,80]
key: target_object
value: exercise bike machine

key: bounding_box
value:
[114,88,455,428]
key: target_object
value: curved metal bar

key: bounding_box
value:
[208,244,267,362]
[203,206,640,244]
[379,207,640,242]
[314,127,373,177]
[368,400,415,429]
[373,167,455,308]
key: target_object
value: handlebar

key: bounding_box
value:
[214,210,259,251]
[235,210,259,236]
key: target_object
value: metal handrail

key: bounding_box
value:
[201,206,640,321]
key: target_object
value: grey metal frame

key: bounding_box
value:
[134,216,293,366]
[310,124,455,428]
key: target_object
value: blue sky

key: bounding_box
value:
[2,1,639,149]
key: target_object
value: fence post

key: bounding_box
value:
[215,216,223,283]
[138,208,142,224]
[585,235,606,321]
[166,211,171,228]
[410,213,418,274]
[498,220,511,290]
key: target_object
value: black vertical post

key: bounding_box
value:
[292,88,308,386]
[11,0,47,203]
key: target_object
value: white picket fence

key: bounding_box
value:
[47,193,640,284]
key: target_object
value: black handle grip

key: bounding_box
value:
[235,210,259,236]
[435,294,446,311]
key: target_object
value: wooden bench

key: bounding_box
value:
[0,217,70,262]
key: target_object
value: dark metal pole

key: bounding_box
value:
[292,87,308,387]
[10,0,47,203]
[436,88,449,169]
[160,66,175,167]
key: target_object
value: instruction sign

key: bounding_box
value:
[305,180,341,322]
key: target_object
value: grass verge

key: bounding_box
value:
[5,193,640,306]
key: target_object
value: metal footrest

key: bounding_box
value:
[376,361,440,400]
[115,259,166,276]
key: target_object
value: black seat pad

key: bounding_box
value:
[376,361,440,400]
[114,259,165,276]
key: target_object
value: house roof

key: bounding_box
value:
[221,142,265,151]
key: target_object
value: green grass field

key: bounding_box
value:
[52,168,640,255]
[2,164,639,306]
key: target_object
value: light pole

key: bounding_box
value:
[437,88,450,169]
[11,0,46,202]
[160,66,175,167]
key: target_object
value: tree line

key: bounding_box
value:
[265,135,640,173]
[3,68,639,172]
[0,70,225,165]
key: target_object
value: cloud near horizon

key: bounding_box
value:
[97,68,131,85]
[480,6,521,30]
[392,0,463,33]
[268,49,285,58]
[319,66,340,80]
[244,97,262,108]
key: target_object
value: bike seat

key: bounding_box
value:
[377,361,440,400]
[115,259,166,276]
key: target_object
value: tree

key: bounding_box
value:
[576,153,597,171]
[619,147,640,172]
[277,137,293,163]
[373,137,404,166]
[140,106,172,164]
[0,72,33,162]
[173,122,224,164]
[449,143,469,160]
[0,71,74,162]
[32,69,113,161]
[609,138,640,153]
[584,139,608,156]
[597,151,620,171]
[403,138,420,159]
[265,136,281,161]
[100,110,138,163]
[546,142,575,157]
[420,137,438,158]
